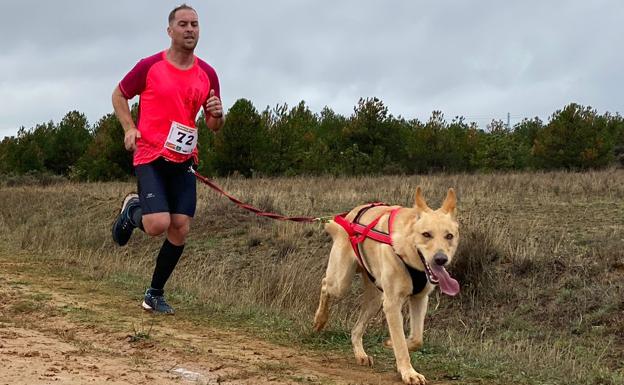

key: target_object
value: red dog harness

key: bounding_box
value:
[333,203,401,283]
[333,203,430,294]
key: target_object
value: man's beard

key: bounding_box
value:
[182,41,197,52]
[181,36,198,51]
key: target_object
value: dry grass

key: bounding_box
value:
[1,169,623,384]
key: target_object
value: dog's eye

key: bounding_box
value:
[422,232,432,238]
[445,233,454,240]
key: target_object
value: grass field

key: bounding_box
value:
[0,169,622,385]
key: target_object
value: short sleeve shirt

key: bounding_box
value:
[119,50,220,166]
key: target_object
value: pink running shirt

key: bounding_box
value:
[118,51,220,166]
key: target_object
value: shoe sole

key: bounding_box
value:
[141,301,175,315]
[111,217,131,246]
[120,193,139,214]
[111,193,139,246]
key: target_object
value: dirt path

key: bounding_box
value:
[0,256,429,385]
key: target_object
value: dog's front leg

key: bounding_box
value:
[351,275,382,366]
[383,294,427,352]
[407,294,428,350]
[383,294,426,385]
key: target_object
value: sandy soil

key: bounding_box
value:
[0,257,437,385]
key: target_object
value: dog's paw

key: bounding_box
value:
[312,315,327,332]
[355,353,374,367]
[400,368,426,385]
[383,338,423,352]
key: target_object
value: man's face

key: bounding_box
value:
[168,9,200,51]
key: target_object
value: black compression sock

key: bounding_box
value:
[150,239,184,291]
[129,205,144,231]
[146,287,164,296]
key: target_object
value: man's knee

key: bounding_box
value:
[169,222,190,237]
[143,214,170,236]
[168,215,191,243]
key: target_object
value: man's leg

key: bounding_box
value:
[111,193,141,246]
[112,160,167,246]
[142,216,192,316]
[142,160,196,314]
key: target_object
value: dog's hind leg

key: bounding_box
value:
[351,274,381,366]
[313,239,357,332]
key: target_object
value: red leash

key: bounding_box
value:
[191,167,334,223]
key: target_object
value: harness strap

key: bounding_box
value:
[333,204,383,282]
[333,213,381,283]
[333,204,399,285]
[388,208,400,235]
[350,223,392,244]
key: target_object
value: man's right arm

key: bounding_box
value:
[112,86,141,152]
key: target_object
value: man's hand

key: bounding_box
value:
[124,127,141,151]
[204,89,223,118]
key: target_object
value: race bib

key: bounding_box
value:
[164,121,198,155]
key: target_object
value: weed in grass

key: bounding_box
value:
[256,361,293,374]
[246,231,263,248]
[274,238,297,261]
[30,293,52,301]
[10,300,42,314]
[128,316,155,343]
[130,354,150,367]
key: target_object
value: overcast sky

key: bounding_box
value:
[1,0,622,139]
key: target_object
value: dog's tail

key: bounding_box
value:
[324,220,345,240]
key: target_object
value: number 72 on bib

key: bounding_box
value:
[164,121,198,155]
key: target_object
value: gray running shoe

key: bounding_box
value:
[111,193,140,246]
[142,289,175,315]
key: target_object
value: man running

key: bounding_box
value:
[111,4,224,314]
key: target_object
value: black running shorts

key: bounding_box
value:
[135,158,197,217]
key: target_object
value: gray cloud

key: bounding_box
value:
[1,0,622,138]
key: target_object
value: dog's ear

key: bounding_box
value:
[440,188,457,218]
[413,186,432,213]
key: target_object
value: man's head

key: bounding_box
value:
[167,4,199,52]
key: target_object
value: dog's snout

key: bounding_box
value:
[433,252,448,266]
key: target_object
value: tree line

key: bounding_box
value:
[1,98,623,181]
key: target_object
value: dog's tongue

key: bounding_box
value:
[431,265,460,296]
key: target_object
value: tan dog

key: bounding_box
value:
[313,187,460,385]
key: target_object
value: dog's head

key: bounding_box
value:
[394,187,460,296]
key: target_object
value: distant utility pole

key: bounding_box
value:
[507,112,511,130]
